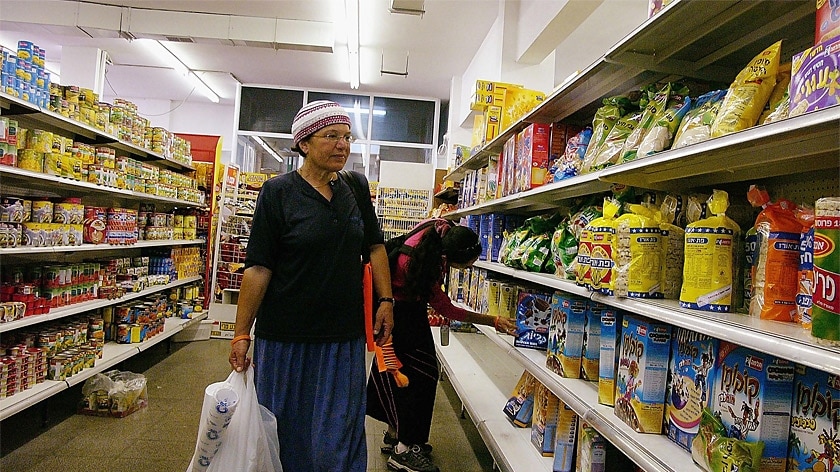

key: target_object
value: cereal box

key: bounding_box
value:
[546,293,586,379]
[713,342,795,472]
[787,365,840,472]
[519,123,551,191]
[665,328,719,451]
[580,301,601,381]
[817,0,840,44]
[789,36,840,118]
[504,370,538,427]
[552,400,579,471]
[598,305,623,406]
[531,381,560,456]
[498,282,519,320]
[576,421,606,472]
[514,290,552,350]
[614,314,672,433]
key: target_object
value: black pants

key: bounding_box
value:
[366,301,439,446]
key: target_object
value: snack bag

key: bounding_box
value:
[637,91,692,157]
[711,40,782,138]
[555,126,593,181]
[758,63,791,124]
[672,90,727,149]
[691,408,765,472]
[748,189,802,321]
[586,109,644,171]
[621,82,672,162]
[794,207,815,328]
[680,190,742,312]
[581,95,635,172]
[551,222,578,280]
[613,204,664,298]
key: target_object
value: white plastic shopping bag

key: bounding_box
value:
[188,365,283,472]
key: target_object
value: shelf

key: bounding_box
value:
[473,260,840,376]
[473,261,591,299]
[0,165,203,207]
[0,312,208,420]
[446,172,611,218]
[598,107,840,191]
[473,325,702,472]
[0,276,202,334]
[0,91,194,172]
[0,239,205,256]
[433,328,553,472]
[589,294,840,376]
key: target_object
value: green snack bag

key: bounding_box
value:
[691,408,764,472]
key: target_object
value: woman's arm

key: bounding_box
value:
[369,243,394,345]
[229,265,273,371]
[427,283,517,335]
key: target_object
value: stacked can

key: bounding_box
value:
[4,40,50,107]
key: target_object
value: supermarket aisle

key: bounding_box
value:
[0,338,495,472]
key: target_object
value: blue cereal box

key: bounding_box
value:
[787,365,840,472]
[580,301,601,381]
[598,306,623,406]
[614,314,672,433]
[504,370,538,427]
[665,328,719,451]
[546,293,586,378]
[713,342,795,472]
[515,290,552,350]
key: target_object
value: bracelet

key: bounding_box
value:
[230,334,252,346]
[378,297,395,304]
[493,316,501,331]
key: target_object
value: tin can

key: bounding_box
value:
[117,324,130,344]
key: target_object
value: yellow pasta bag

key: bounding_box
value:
[680,190,742,312]
[711,40,782,137]
[613,204,664,299]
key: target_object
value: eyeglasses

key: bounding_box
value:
[311,133,355,144]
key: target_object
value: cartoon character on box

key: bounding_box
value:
[514,291,552,350]
[787,365,840,472]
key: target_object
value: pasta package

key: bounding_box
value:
[749,200,802,321]
[613,204,664,299]
[812,197,840,345]
[581,95,636,173]
[758,63,791,124]
[637,92,691,157]
[672,90,727,149]
[581,199,621,294]
[711,40,782,138]
[586,109,643,171]
[621,82,671,162]
[680,190,742,312]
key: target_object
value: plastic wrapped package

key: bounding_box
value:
[613,204,664,299]
[672,90,727,149]
[637,91,692,157]
[585,109,644,171]
[620,82,672,162]
[79,370,148,418]
[691,408,764,472]
[711,40,782,138]
[580,95,637,173]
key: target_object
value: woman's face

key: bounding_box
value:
[299,124,352,173]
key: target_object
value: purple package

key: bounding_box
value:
[789,36,840,117]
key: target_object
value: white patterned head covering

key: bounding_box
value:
[291,100,351,148]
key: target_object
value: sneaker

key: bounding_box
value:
[381,432,433,455]
[380,431,399,454]
[387,445,439,472]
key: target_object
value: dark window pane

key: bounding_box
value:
[239,87,304,133]
[371,97,435,144]
[307,92,371,139]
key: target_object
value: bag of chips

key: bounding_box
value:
[711,40,782,138]
[691,408,764,472]
[672,90,727,149]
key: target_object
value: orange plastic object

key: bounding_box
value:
[375,340,409,387]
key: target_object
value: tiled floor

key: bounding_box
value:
[0,338,495,472]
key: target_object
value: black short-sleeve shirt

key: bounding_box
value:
[245,170,382,342]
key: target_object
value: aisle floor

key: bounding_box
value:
[0,339,495,472]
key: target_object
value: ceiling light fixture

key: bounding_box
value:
[253,136,283,164]
[345,0,360,89]
[139,39,220,103]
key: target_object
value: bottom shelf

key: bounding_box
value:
[0,312,208,421]
[433,328,554,472]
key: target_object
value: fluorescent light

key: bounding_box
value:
[253,136,283,164]
[138,39,221,103]
[345,0,360,89]
[189,71,220,103]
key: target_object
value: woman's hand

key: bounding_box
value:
[229,338,252,372]
[374,302,394,346]
[494,316,517,336]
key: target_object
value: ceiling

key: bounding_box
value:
[0,0,499,105]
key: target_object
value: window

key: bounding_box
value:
[371,97,436,144]
[238,87,304,133]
